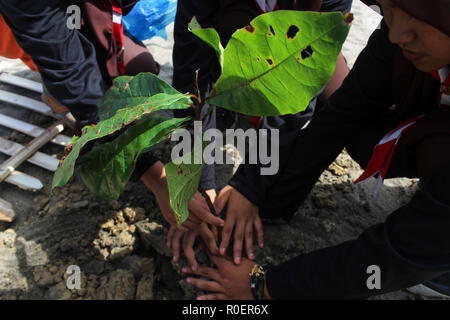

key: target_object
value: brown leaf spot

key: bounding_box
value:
[177,167,184,175]
[256,57,261,62]
[245,24,255,33]
[266,58,274,66]
[344,12,354,26]
[287,25,299,39]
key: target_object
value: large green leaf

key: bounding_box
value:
[80,116,190,200]
[165,150,203,226]
[52,89,192,190]
[99,73,191,121]
[206,11,351,116]
[188,17,224,69]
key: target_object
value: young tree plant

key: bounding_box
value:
[52,10,353,226]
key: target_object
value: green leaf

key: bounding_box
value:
[165,150,203,226]
[52,89,192,190]
[206,11,351,116]
[80,116,190,200]
[99,73,191,121]
[189,16,224,69]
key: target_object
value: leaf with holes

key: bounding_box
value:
[189,16,224,69]
[99,73,191,121]
[165,150,203,225]
[206,11,352,116]
[79,116,190,200]
[52,84,192,190]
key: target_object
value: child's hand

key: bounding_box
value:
[167,222,220,271]
[214,185,264,265]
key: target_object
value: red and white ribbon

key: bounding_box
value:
[355,116,423,198]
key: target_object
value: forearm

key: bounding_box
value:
[266,176,450,299]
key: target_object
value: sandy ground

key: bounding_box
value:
[0,1,443,300]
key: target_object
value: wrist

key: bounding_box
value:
[140,161,167,194]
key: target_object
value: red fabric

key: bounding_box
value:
[355,117,423,195]
[0,13,38,71]
[110,0,125,75]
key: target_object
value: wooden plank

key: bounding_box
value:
[0,73,43,93]
[0,137,59,172]
[0,122,64,182]
[0,90,52,116]
[0,114,70,147]
[0,198,15,223]
[4,170,43,190]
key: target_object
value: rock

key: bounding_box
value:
[110,246,133,260]
[47,282,72,300]
[136,221,171,257]
[67,200,89,210]
[109,200,121,210]
[120,255,154,279]
[136,274,154,300]
[312,193,337,210]
[33,195,49,212]
[100,219,114,230]
[48,201,66,215]
[124,207,146,223]
[84,260,105,275]
[329,163,348,176]
[33,266,57,288]
[96,269,136,300]
[69,184,85,193]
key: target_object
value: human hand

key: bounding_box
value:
[215,185,263,265]
[183,254,267,300]
[167,222,220,271]
[141,162,224,231]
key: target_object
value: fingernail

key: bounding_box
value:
[191,265,197,271]
[186,278,192,283]
[197,296,204,300]
[173,256,177,261]
[220,247,226,255]
[260,243,264,248]
[235,257,240,264]
[249,253,254,260]
[219,222,225,227]
[182,267,189,273]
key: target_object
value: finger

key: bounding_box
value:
[233,217,246,265]
[190,200,224,227]
[166,226,176,248]
[180,219,199,231]
[245,220,254,260]
[254,214,264,248]
[214,186,232,215]
[183,231,199,271]
[182,266,222,282]
[219,213,236,256]
[200,224,219,255]
[186,277,225,293]
[172,229,184,262]
[207,252,233,272]
[197,294,227,300]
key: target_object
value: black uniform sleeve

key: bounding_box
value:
[258,23,450,299]
[0,0,105,124]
